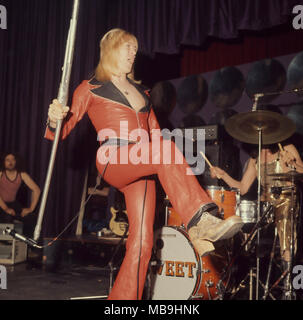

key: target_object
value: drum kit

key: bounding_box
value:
[148,106,303,300]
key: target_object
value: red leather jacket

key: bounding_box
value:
[45,77,161,142]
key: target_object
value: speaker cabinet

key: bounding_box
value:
[196,142,242,189]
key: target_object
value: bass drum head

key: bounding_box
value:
[150,226,201,300]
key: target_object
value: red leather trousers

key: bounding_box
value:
[96,139,212,299]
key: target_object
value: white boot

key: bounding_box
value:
[188,205,243,257]
[190,213,244,242]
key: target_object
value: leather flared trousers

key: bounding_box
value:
[96,139,212,299]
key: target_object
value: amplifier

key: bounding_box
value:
[177,125,218,141]
[0,240,27,265]
[195,142,242,188]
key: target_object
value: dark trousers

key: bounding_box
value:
[0,201,37,237]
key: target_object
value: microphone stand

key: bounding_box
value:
[251,93,263,300]
[34,0,80,242]
[254,127,262,300]
[252,87,303,101]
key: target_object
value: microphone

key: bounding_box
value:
[4,227,42,248]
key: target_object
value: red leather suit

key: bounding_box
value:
[45,77,213,299]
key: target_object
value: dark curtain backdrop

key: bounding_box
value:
[0,0,302,238]
[109,0,300,55]
[181,22,303,76]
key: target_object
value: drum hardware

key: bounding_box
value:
[221,194,274,299]
[202,268,211,274]
[283,174,297,300]
[262,227,278,300]
[193,293,204,299]
[220,192,225,203]
[270,186,295,199]
[265,268,291,300]
[205,281,214,300]
[216,279,226,300]
[164,195,170,226]
[224,201,273,264]
[268,170,303,180]
[205,280,214,287]
[224,103,298,300]
[268,169,301,300]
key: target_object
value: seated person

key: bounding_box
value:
[0,152,41,237]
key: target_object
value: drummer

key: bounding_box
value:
[210,141,303,285]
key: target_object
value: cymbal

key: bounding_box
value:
[224,110,296,144]
[267,170,303,180]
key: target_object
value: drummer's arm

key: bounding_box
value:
[239,158,258,195]
[283,144,303,173]
[211,158,257,195]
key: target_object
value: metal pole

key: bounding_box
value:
[285,179,296,300]
[34,0,81,241]
[262,227,278,300]
[255,129,262,300]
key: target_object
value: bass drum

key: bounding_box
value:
[149,226,231,300]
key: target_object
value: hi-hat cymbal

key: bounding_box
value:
[267,170,303,180]
[224,110,296,144]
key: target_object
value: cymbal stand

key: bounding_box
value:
[261,178,297,300]
[283,175,297,300]
[248,92,263,299]
[230,126,263,300]
[262,226,278,300]
[222,203,274,299]
[255,127,262,300]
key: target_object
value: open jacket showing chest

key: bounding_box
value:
[45,77,161,142]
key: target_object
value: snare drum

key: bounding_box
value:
[236,200,274,233]
[236,200,257,224]
[206,186,240,219]
[150,226,230,300]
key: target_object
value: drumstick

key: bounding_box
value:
[200,151,223,180]
[278,143,284,152]
[200,151,213,168]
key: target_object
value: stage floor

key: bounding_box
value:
[0,262,111,300]
[0,235,123,300]
[1,257,303,300]
[0,234,303,301]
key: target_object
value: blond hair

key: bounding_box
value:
[95,28,138,82]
